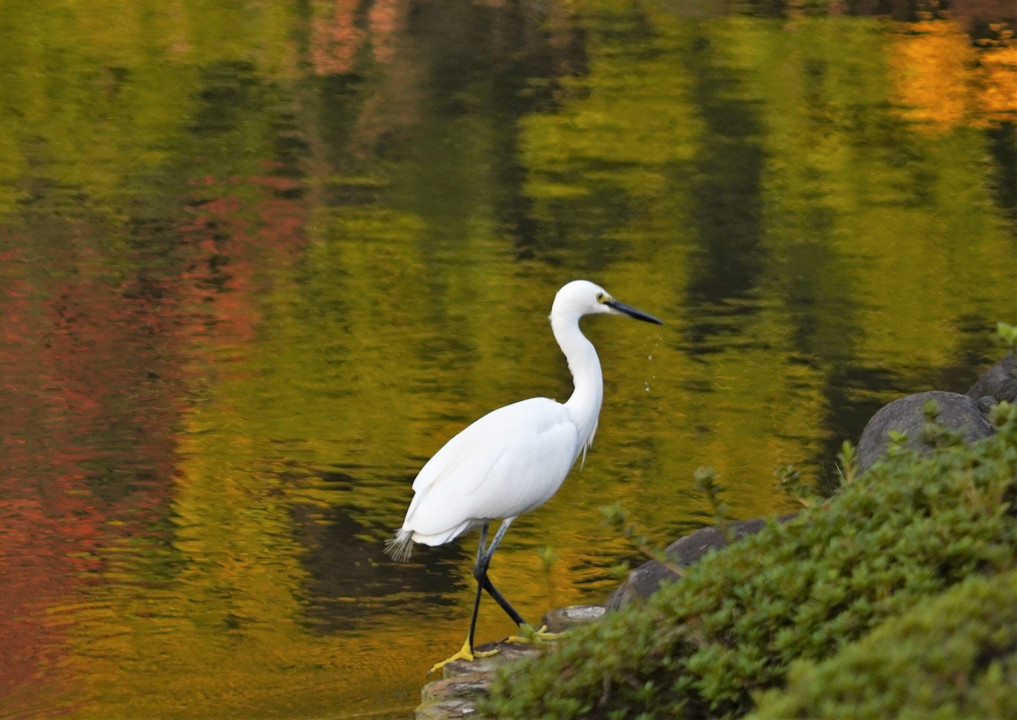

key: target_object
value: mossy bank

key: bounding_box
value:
[482,402,1017,719]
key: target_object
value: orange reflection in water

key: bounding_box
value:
[891,18,1016,132]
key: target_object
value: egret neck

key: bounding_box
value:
[551,309,603,465]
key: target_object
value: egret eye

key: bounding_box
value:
[596,292,606,303]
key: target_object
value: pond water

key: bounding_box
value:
[1,1,1014,718]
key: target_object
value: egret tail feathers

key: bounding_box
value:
[385,528,415,561]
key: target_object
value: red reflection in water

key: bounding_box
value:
[0,167,306,709]
[0,237,178,701]
[310,0,410,74]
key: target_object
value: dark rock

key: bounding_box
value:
[605,517,790,610]
[966,352,1017,404]
[416,642,539,719]
[856,390,993,471]
[438,641,537,679]
[416,606,605,719]
[420,674,489,704]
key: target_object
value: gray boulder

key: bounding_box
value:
[541,604,605,632]
[606,517,790,610]
[966,352,1017,404]
[856,390,993,471]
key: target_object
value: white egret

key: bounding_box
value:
[385,280,662,671]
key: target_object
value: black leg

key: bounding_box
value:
[429,518,542,673]
[479,572,526,625]
[473,518,527,627]
[465,524,490,653]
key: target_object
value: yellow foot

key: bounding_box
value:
[505,623,564,646]
[428,638,498,674]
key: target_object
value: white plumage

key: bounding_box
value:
[389,398,578,552]
[385,279,661,670]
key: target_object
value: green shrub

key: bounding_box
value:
[748,569,1017,720]
[484,403,1017,719]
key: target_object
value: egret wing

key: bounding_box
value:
[401,397,581,542]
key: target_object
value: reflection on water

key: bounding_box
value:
[0,1,1014,718]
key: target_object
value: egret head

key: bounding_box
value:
[551,280,662,325]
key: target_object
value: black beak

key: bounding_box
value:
[606,299,663,325]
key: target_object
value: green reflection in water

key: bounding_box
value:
[0,1,1013,719]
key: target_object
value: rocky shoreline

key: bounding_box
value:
[415,517,762,719]
[416,605,605,720]
[415,350,1017,719]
